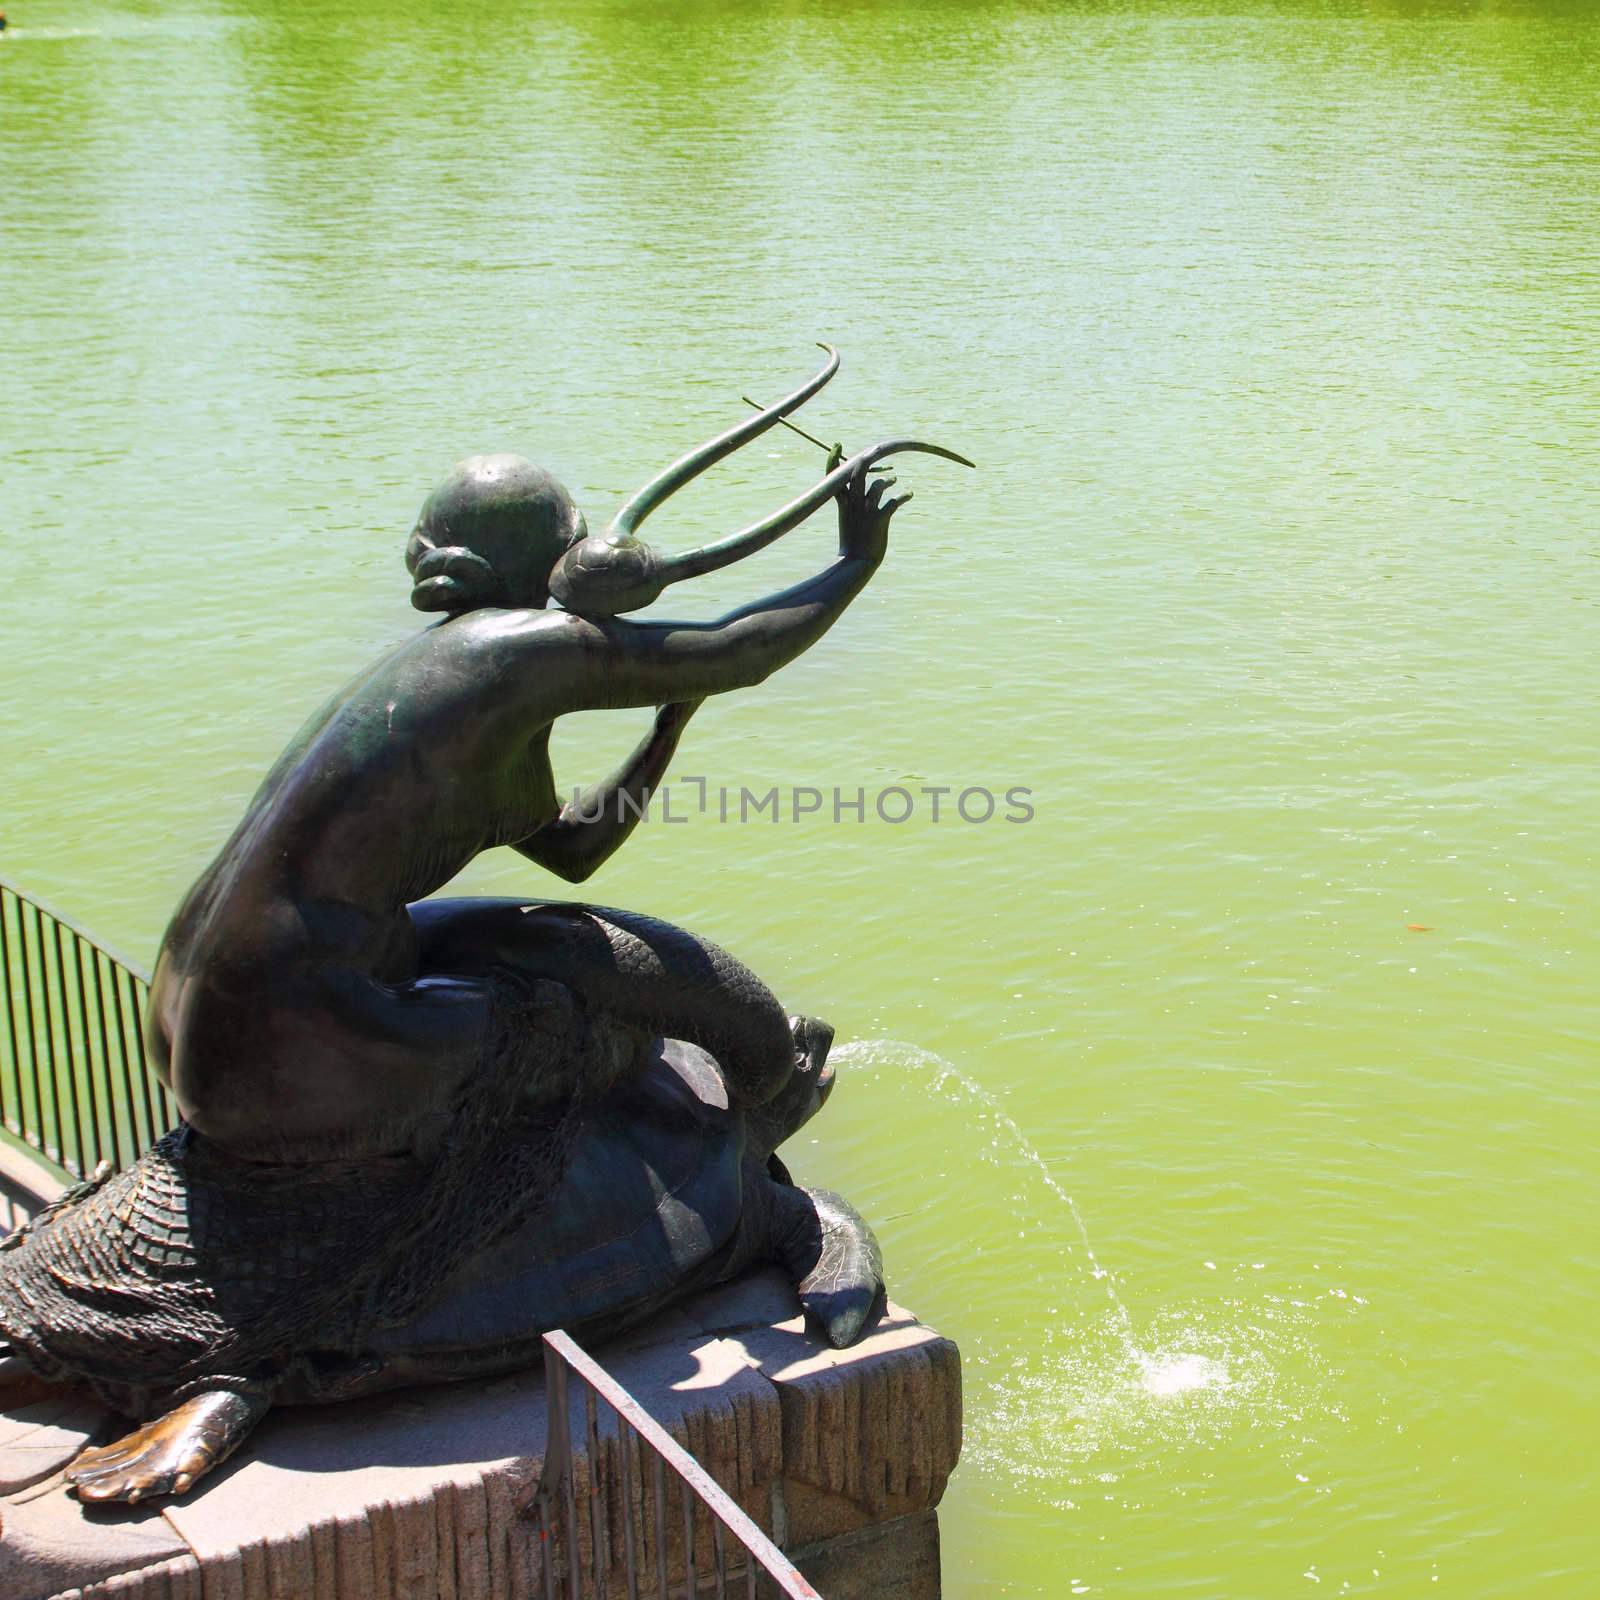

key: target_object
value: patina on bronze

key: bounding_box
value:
[0,349,968,1503]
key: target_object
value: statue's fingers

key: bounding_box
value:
[884,491,914,514]
[69,1467,141,1494]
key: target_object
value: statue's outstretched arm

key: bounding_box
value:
[512,699,701,883]
[557,466,909,712]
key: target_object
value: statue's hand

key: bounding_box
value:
[836,461,912,565]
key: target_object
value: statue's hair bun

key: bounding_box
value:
[409,545,500,613]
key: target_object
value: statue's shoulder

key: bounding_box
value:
[425,610,603,706]
[437,607,592,655]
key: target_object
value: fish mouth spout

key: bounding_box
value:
[815,1057,836,1107]
[750,1016,836,1153]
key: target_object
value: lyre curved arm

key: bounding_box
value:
[607,344,840,540]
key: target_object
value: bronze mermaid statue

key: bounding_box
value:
[0,347,970,1503]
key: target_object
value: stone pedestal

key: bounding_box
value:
[0,1271,960,1600]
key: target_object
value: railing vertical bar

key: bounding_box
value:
[653,1444,668,1600]
[682,1472,697,1599]
[85,946,122,1168]
[27,903,68,1172]
[619,1413,640,1600]
[0,891,23,1137]
[560,1372,581,1600]
[539,1500,556,1600]
[49,920,88,1177]
[536,1336,566,1600]
[127,975,165,1133]
[124,981,149,1162]
[13,897,39,1153]
[73,935,110,1174]
[585,1379,606,1590]
[125,967,164,1152]
[747,1549,757,1600]
[116,959,150,1160]
[712,1519,726,1599]
[10,895,44,1152]
[107,963,147,1156]
[60,936,85,1171]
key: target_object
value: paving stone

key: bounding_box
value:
[0,1480,188,1600]
[0,1392,113,1496]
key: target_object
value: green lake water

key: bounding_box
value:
[3,2,1596,1593]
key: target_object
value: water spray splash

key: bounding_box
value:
[835,1038,1136,1334]
[1138,1350,1228,1397]
[833,1038,1338,1491]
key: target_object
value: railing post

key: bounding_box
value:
[619,1416,640,1599]
[528,1330,823,1600]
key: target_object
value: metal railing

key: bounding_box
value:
[526,1329,821,1600]
[0,879,173,1183]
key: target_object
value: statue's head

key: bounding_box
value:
[406,454,586,614]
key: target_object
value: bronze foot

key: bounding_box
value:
[67,1387,270,1504]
